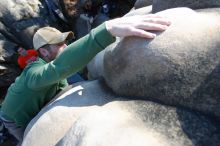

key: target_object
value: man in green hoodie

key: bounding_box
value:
[0,14,171,144]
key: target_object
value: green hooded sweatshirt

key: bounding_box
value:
[1,23,115,127]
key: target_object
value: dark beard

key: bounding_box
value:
[59,0,82,19]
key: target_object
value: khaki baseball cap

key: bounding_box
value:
[33,27,74,50]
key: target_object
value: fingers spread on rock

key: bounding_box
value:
[131,28,156,39]
[137,23,169,31]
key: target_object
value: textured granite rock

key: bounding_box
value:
[103,7,220,120]
[22,80,220,146]
[22,80,114,146]
[57,100,220,146]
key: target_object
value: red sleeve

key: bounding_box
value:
[18,49,38,69]
[27,49,38,57]
[17,56,27,69]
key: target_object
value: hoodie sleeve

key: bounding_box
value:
[26,22,115,89]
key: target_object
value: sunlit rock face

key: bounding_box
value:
[57,100,220,146]
[152,0,220,13]
[22,80,220,146]
[103,7,220,120]
[22,80,115,146]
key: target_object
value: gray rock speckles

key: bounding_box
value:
[103,8,220,120]
[23,80,220,146]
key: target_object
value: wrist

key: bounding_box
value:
[105,20,114,36]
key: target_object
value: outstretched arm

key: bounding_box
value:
[27,14,171,89]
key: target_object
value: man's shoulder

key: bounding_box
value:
[28,57,46,65]
[24,57,46,71]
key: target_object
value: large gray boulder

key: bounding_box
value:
[22,80,220,146]
[103,7,220,120]
[57,101,220,146]
[152,0,220,13]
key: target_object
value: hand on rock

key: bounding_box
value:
[105,14,171,39]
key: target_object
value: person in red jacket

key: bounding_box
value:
[17,48,38,69]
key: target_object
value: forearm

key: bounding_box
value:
[51,23,115,79]
[27,23,115,89]
[27,14,171,89]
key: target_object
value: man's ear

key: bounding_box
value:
[38,48,49,58]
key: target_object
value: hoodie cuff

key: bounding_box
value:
[91,22,116,50]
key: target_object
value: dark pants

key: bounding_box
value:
[0,117,24,145]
